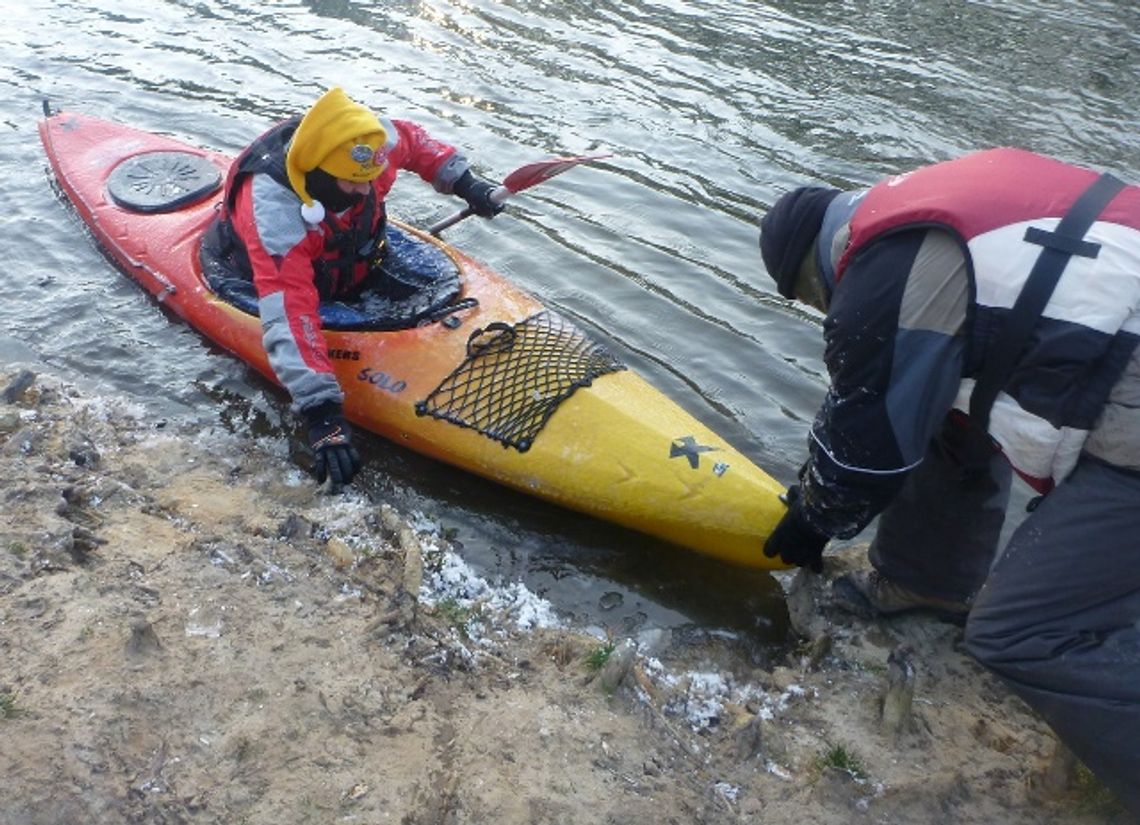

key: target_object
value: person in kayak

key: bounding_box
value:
[201,87,503,491]
[756,149,1140,815]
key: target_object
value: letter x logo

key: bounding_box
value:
[669,436,718,469]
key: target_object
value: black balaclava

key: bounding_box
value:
[759,187,840,299]
[304,167,365,214]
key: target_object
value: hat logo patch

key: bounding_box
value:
[350,143,374,164]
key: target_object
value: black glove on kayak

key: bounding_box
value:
[453,170,504,218]
[763,485,830,573]
[303,402,361,492]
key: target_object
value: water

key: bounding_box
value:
[3,0,1138,644]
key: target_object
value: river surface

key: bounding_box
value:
[3,0,1138,646]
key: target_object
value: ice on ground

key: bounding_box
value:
[410,515,563,634]
[641,657,809,732]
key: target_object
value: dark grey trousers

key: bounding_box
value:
[866,426,1135,820]
[965,457,1140,818]
[869,433,1140,817]
[869,427,1012,604]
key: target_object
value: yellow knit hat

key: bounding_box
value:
[285,87,388,207]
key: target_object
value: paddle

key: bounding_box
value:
[428,153,612,236]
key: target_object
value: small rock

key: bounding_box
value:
[70,525,106,559]
[278,513,314,540]
[598,591,623,611]
[0,411,21,435]
[325,537,355,570]
[68,438,101,468]
[125,619,164,658]
[730,712,767,761]
[880,646,916,737]
[401,533,423,598]
[596,638,637,694]
[1036,740,1078,793]
[801,633,833,670]
[20,597,48,619]
[1,369,35,404]
[783,568,829,640]
[344,782,369,801]
[379,504,404,534]
[0,428,35,456]
[635,627,669,657]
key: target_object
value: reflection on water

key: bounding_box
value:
[3,0,1137,644]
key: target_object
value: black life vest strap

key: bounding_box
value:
[967,172,1125,433]
[316,192,387,297]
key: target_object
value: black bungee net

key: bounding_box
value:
[415,310,626,452]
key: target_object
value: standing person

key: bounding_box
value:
[756,148,1140,815]
[202,86,503,491]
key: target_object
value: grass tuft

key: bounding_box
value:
[817,742,866,780]
[0,693,25,720]
[585,641,616,672]
[435,598,480,638]
[1072,762,1125,816]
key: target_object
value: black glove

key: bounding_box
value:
[763,485,830,573]
[303,402,362,492]
[453,170,504,218]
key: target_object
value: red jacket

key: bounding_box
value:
[224,116,466,412]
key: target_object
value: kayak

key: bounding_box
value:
[38,105,788,569]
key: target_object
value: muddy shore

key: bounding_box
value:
[0,368,1129,825]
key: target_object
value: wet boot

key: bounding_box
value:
[832,570,970,624]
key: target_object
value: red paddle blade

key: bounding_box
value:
[502,154,612,194]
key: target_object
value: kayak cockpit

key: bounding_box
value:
[200,224,465,331]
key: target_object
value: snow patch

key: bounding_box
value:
[639,658,812,732]
[410,515,563,635]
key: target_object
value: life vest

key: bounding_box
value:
[212,117,388,298]
[834,148,1140,489]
